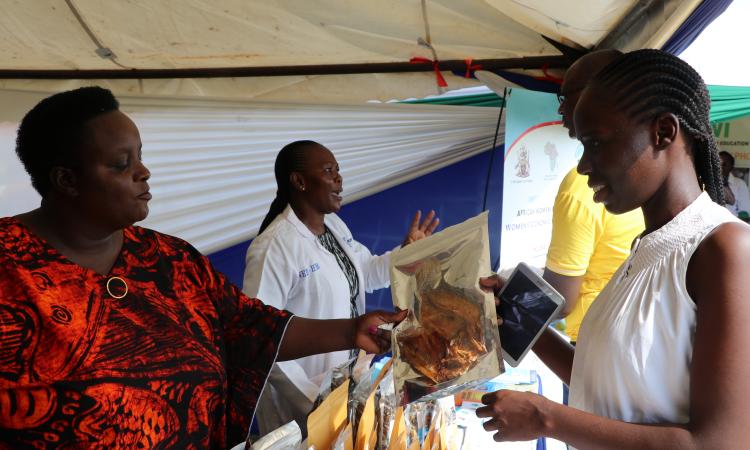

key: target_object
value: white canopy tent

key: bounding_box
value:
[0,0,701,103]
[0,5,729,449]
[0,0,718,252]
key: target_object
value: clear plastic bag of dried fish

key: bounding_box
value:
[389,211,504,405]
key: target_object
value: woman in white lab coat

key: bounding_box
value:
[243,140,438,436]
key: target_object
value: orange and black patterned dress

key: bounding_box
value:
[0,217,292,449]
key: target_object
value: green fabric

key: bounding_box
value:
[402,86,750,123]
[402,92,504,108]
[707,85,750,123]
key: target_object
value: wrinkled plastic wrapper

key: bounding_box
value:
[348,361,380,431]
[249,421,302,450]
[331,424,353,450]
[405,400,432,447]
[312,352,374,413]
[376,368,396,450]
[390,212,504,405]
[402,396,457,449]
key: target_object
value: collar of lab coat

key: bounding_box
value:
[280,204,337,241]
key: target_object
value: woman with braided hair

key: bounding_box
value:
[478,49,750,448]
[243,140,438,436]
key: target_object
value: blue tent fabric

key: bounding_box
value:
[452,68,561,94]
[662,0,733,55]
[454,0,733,93]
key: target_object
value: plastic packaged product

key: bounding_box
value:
[376,368,396,450]
[386,406,407,450]
[312,352,372,413]
[352,360,392,450]
[307,380,350,450]
[404,400,432,447]
[350,358,394,430]
[355,390,378,450]
[390,212,504,405]
[412,397,458,450]
[332,423,354,450]
[349,361,380,431]
[249,421,302,450]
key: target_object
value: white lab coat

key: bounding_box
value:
[725,173,750,216]
[243,205,391,435]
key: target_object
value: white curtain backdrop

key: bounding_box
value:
[0,90,502,254]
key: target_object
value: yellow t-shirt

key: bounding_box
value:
[545,168,645,341]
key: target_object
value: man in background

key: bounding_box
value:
[545,49,645,355]
[719,150,750,219]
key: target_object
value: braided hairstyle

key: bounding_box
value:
[258,140,320,234]
[590,49,724,204]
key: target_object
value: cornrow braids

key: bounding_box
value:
[591,49,724,205]
[258,140,318,234]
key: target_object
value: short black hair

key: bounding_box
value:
[719,150,735,169]
[591,49,724,204]
[15,86,120,196]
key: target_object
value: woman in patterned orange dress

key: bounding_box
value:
[0,87,405,449]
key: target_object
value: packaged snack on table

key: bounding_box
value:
[389,212,504,405]
[332,424,353,450]
[376,368,397,450]
[249,421,302,450]
[307,380,350,450]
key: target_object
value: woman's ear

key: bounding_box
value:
[49,166,79,197]
[653,112,679,150]
[289,172,306,192]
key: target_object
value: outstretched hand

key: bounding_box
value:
[354,309,408,353]
[402,210,439,247]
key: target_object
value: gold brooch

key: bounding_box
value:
[106,276,128,299]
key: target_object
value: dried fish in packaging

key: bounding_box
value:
[390,212,504,405]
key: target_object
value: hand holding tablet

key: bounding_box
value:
[490,263,566,366]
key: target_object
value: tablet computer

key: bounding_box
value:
[497,262,565,367]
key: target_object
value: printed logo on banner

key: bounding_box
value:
[544,142,559,173]
[500,89,580,272]
[515,145,531,178]
[712,116,750,185]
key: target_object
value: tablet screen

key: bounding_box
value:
[498,268,561,362]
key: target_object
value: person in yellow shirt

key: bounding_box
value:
[544,49,645,343]
[546,168,644,341]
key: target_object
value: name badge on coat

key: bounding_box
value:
[298,263,320,278]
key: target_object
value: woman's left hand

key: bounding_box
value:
[402,210,440,247]
[354,309,408,353]
[476,390,553,442]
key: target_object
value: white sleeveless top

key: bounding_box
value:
[569,192,741,424]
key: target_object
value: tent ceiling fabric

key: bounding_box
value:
[3,0,550,69]
[0,0,698,103]
[481,0,632,49]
